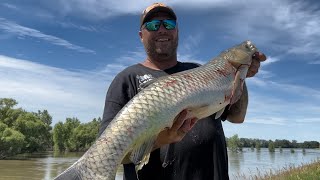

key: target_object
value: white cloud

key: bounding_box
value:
[52,0,243,19]
[0,18,95,54]
[243,78,320,128]
[58,22,107,32]
[262,56,280,66]
[0,55,114,124]
[2,3,19,10]
[40,0,319,62]
[114,48,146,65]
[181,33,203,53]
[309,61,320,65]
[245,117,287,126]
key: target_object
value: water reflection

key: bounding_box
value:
[228,151,243,172]
[269,151,275,164]
[0,149,319,180]
[228,148,320,179]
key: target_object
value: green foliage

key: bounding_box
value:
[0,98,18,110]
[53,122,66,152]
[255,141,261,151]
[291,149,295,153]
[13,112,51,152]
[228,135,320,149]
[0,98,24,127]
[68,119,100,151]
[227,134,242,152]
[0,122,25,159]
[0,98,101,157]
[53,117,100,152]
[33,110,52,126]
[268,141,275,152]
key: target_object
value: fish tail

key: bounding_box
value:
[54,166,82,180]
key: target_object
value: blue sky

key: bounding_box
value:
[0,0,319,142]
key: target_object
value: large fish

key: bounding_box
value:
[54,40,258,180]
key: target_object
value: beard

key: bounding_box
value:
[144,35,178,60]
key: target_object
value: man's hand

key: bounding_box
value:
[247,52,267,78]
[153,109,198,150]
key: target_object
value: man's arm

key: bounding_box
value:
[226,52,267,123]
[226,82,248,123]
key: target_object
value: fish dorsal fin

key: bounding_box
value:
[129,135,158,172]
[215,107,226,119]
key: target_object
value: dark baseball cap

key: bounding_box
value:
[140,3,177,28]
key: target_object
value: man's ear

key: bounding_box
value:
[139,31,143,42]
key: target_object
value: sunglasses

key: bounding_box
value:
[143,19,177,31]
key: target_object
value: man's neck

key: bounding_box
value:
[141,57,178,70]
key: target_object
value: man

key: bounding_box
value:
[99,2,266,180]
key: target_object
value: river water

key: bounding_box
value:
[0,148,319,180]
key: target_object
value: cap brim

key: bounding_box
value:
[141,6,177,27]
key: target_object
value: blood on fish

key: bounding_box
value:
[126,127,133,135]
[164,80,177,87]
[183,74,193,79]
[216,69,228,77]
[224,94,231,102]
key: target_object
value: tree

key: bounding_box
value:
[33,110,52,126]
[68,119,100,151]
[0,122,25,159]
[292,140,298,148]
[255,141,261,151]
[33,110,53,149]
[53,122,66,152]
[227,134,242,152]
[1,108,24,127]
[12,112,51,152]
[279,146,283,153]
[268,141,275,152]
[53,117,100,152]
[0,98,18,110]
[0,98,24,126]
[64,118,81,151]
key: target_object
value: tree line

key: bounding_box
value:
[226,134,320,152]
[0,98,100,159]
[1,98,319,159]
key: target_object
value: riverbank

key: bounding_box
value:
[234,158,320,180]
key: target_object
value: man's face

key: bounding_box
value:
[140,12,178,60]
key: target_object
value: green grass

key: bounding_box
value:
[234,159,320,180]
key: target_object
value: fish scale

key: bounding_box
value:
[54,40,258,180]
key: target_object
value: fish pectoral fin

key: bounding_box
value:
[230,70,244,104]
[129,135,158,172]
[215,107,226,119]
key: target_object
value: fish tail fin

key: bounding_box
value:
[53,166,81,180]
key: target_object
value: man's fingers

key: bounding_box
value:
[171,109,188,131]
[180,118,191,133]
[180,117,198,133]
[251,59,261,69]
[253,52,267,62]
[247,58,261,77]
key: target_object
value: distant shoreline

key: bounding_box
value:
[234,158,320,179]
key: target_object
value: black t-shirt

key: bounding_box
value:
[99,62,229,180]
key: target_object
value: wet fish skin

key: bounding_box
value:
[54,40,258,180]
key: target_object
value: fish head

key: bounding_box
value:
[224,40,258,69]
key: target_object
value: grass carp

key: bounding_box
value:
[54,40,258,180]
